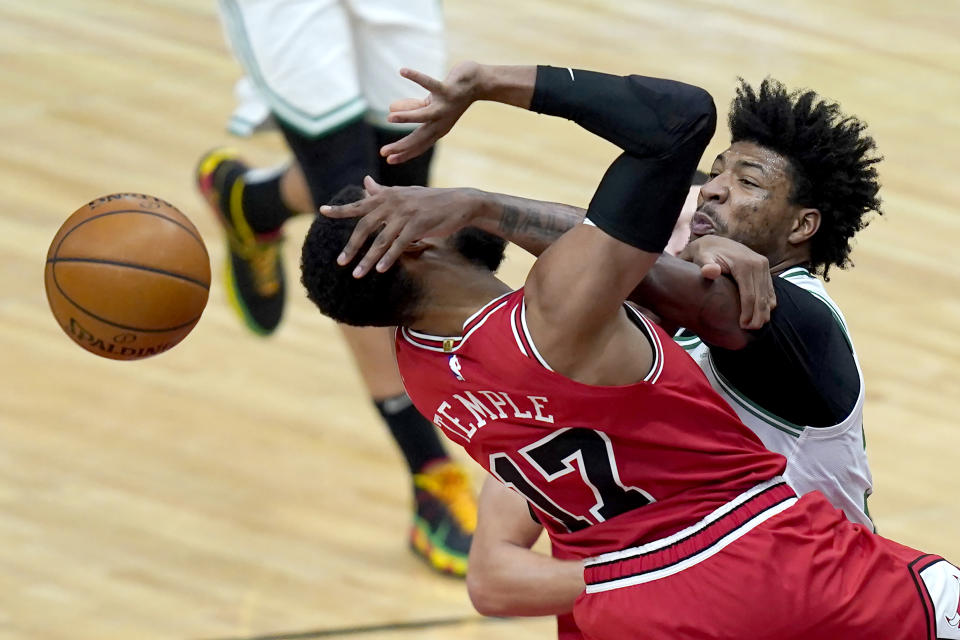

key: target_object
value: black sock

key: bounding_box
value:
[373,127,435,187]
[241,166,298,234]
[375,393,449,475]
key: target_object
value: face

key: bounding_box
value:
[692,141,807,260]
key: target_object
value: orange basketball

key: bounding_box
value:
[44,193,211,360]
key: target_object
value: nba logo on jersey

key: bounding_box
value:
[448,355,464,381]
[917,558,960,638]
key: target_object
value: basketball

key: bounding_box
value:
[44,193,211,361]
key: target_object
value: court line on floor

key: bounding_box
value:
[201,615,511,640]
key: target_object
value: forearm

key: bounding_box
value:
[632,255,752,349]
[469,64,717,156]
[467,544,584,617]
[532,66,715,253]
[531,66,716,158]
[463,189,585,257]
[472,64,538,109]
[460,64,715,254]
[468,477,585,617]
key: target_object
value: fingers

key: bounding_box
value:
[337,212,383,266]
[320,194,377,219]
[733,260,773,330]
[700,263,722,280]
[386,105,435,125]
[373,227,420,274]
[353,217,408,278]
[363,175,383,195]
[738,275,760,329]
[399,67,445,93]
[381,126,437,165]
[389,97,429,113]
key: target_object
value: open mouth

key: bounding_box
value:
[690,211,716,236]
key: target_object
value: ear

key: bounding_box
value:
[788,208,820,245]
[403,239,431,256]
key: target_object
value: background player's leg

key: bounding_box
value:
[350,0,445,191]
[338,1,475,575]
[198,135,476,576]
[374,127,435,188]
[202,0,363,334]
[199,0,475,577]
[337,324,449,472]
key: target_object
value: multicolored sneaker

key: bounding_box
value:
[196,148,285,335]
[410,461,477,577]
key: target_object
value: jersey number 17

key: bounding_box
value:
[490,427,654,533]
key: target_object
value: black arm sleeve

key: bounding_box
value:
[708,279,861,428]
[530,66,716,252]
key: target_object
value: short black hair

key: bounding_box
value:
[301,185,424,327]
[300,185,508,327]
[728,78,882,279]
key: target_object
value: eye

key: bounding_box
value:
[739,178,758,187]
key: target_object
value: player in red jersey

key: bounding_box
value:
[301,62,960,639]
[323,72,881,638]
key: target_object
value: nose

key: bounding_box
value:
[699,175,727,204]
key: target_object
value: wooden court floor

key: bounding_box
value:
[1,1,958,638]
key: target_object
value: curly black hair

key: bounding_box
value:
[301,185,425,327]
[728,78,882,279]
[301,185,507,327]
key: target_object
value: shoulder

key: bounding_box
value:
[770,268,852,344]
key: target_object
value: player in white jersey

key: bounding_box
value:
[677,264,871,528]
[321,68,881,626]
[195,1,479,577]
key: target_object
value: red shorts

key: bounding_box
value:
[573,488,959,640]
[557,613,582,640]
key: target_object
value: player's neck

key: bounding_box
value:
[768,250,812,276]
[408,266,511,337]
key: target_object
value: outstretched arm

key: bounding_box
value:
[522,67,715,382]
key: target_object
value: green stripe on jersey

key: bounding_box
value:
[219,0,368,136]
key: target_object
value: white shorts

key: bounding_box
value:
[217,0,446,137]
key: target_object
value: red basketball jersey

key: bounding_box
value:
[396,289,786,558]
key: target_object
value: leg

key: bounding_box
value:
[349,0,445,189]
[201,0,475,576]
[201,0,364,334]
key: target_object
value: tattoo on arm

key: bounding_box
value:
[496,198,585,256]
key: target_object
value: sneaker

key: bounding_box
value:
[410,461,477,577]
[196,148,285,335]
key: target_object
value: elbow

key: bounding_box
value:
[653,84,717,156]
[466,570,511,617]
[681,85,717,149]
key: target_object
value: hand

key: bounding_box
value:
[319,176,477,278]
[380,61,484,165]
[678,236,776,330]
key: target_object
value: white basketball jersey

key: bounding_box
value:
[675,266,874,529]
